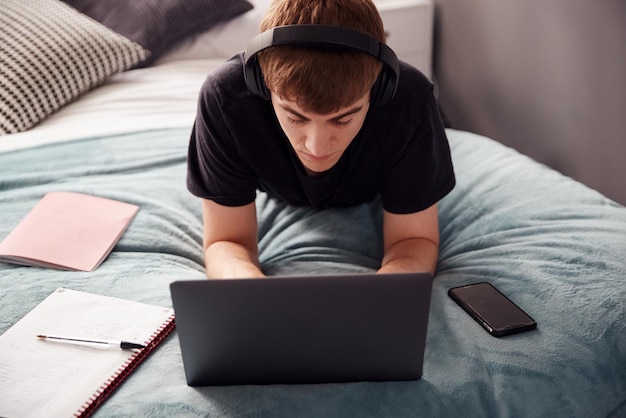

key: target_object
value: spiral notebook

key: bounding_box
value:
[0,288,175,417]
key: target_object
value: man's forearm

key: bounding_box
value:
[204,240,265,279]
[378,237,439,275]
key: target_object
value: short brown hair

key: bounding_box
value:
[258,0,386,114]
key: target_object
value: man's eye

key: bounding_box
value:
[333,119,351,127]
[287,116,305,125]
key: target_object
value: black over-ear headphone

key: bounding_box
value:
[243,25,400,106]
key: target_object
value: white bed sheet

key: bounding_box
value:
[0,59,223,153]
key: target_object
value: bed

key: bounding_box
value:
[1,0,625,417]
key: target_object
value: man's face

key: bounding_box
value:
[271,92,370,176]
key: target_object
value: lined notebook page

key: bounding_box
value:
[0,288,174,417]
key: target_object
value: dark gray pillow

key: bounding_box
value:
[62,0,254,66]
[0,0,150,135]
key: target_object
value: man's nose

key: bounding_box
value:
[304,125,331,157]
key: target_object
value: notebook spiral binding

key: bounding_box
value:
[75,313,176,417]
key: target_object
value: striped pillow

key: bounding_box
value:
[0,0,149,135]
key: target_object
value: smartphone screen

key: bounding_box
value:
[448,282,537,337]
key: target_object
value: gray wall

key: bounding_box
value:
[432,0,626,205]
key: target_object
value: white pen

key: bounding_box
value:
[36,334,145,349]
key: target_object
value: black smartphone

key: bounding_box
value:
[448,282,537,337]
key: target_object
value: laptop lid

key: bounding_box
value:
[170,272,433,386]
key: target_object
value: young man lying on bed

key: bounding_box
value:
[186,0,455,278]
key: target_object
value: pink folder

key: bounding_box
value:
[0,192,139,271]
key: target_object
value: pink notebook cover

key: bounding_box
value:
[0,192,139,271]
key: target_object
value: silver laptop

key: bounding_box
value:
[170,272,433,386]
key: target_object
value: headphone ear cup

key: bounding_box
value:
[370,73,383,107]
[255,62,271,100]
[244,56,271,100]
[371,66,396,107]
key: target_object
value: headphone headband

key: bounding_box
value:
[243,25,399,106]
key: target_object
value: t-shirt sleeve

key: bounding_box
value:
[381,91,456,214]
[186,76,257,206]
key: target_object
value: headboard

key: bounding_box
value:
[432,0,626,206]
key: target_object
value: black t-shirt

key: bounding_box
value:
[187,53,455,214]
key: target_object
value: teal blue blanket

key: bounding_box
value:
[1,128,624,417]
